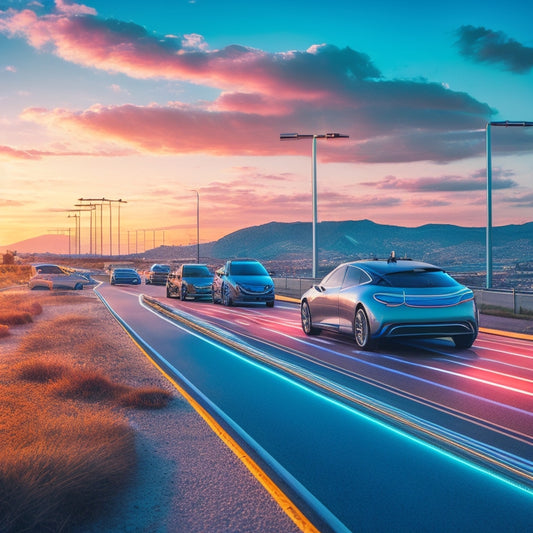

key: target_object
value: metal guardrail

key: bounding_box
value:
[472,288,533,315]
[273,277,533,315]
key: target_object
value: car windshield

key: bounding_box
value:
[152,265,170,272]
[230,262,268,276]
[378,269,459,288]
[183,265,211,277]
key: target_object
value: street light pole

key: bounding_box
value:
[485,121,533,288]
[281,132,349,278]
[191,190,200,263]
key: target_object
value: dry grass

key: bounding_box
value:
[0,383,136,532]
[0,265,31,288]
[0,290,173,532]
[0,291,43,336]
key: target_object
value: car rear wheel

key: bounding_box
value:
[354,307,374,349]
[453,333,476,349]
[222,284,233,306]
[301,301,319,335]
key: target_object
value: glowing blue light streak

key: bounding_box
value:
[139,295,533,490]
[138,295,533,496]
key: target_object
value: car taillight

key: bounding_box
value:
[373,292,405,306]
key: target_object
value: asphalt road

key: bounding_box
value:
[97,281,533,533]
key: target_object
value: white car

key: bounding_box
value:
[28,263,90,290]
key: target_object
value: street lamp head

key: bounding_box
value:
[280,133,300,140]
[325,132,350,138]
[280,132,349,140]
[489,121,533,127]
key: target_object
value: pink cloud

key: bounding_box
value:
[1,4,514,164]
[363,170,518,192]
[20,104,299,156]
[55,0,96,16]
[0,142,133,160]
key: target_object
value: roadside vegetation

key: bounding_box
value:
[0,264,31,289]
[0,288,172,532]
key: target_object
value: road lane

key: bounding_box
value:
[97,283,533,532]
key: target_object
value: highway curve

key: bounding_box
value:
[96,282,533,533]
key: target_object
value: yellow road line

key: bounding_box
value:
[479,327,533,341]
[109,302,321,533]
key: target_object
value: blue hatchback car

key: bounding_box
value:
[212,259,275,307]
[110,268,141,285]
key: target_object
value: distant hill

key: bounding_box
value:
[141,219,533,270]
[0,234,70,254]
[7,220,533,270]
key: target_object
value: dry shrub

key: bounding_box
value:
[0,385,136,533]
[0,293,43,326]
[0,310,32,326]
[119,387,173,409]
[13,359,173,410]
[0,265,31,288]
[19,300,43,316]
[51,369,127,401]
[14,358,71,383]
[0,324,8,338]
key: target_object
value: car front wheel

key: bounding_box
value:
[354,307,374,349]
[222,284,233,306]
[301,301,318,335]
[179,286,187,301]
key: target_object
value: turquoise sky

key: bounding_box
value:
[0,0,532,250]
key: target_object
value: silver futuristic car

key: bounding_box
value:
[28,263,90,290]
[300,257,478,349]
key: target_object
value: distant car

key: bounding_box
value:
[212,259,275,307]
[28,263,90,290]
[166,264,214,300]
[300,257,478,349]
[145,264,171,285]
[110,268,141,285]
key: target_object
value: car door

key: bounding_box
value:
[311,265,347,329]
[47,265,71,288]
[338,266,370,331]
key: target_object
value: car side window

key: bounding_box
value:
[342,267,372,288]
[322,266,347,288]
[342,266,361,288]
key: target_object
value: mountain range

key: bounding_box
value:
[149,219,533,269]
[5,220,533,269]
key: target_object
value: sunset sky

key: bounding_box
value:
[1,0,532,253]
